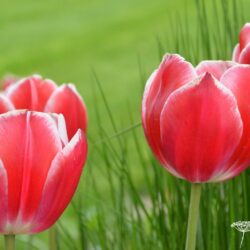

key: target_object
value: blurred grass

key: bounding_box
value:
[1,0,250,249]
[0,0,183,132]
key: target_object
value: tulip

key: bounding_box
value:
[142,54,250,250]
[0,75,87,250]
[2,75,87,139]
[0,75,18,90]
[0,110,87,248]
[233,23,250,63]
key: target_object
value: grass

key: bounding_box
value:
[1,0,250,249]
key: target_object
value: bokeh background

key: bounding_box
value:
[1,0,250,249]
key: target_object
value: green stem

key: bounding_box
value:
[185,183,202,250]
[4,234,15,250]
[27,235,34,250]
[49,226,58,250]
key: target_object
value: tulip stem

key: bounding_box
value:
[185,183,202,250]
[4,234,15,250]
[49,226,58,250]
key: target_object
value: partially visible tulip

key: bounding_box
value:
[0,110,87,234]
[142,54,250,250]
[232,23,250,63]
[0,75,18,90]
[1,75,87,139]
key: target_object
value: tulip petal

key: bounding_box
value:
[160,73,243,182]
[5,75,57,111]
[219,65,250,180]
[239,23,250,50]
[232,44,241,62]
[0,111,62,227]
[44,84,87,139]
[0,94,14,113]
[49,113,69,146]
[196,60,236,80]
[238,43,250,64]
[32,130,87,233]
[142,54,196,169]
[0,161,7,232]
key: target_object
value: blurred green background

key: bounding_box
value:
[0,0,196,132]
[1,0,250,249]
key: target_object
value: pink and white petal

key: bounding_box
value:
[238,43,250,64]
[49,113,69,146]
[5,75,57,111]
[31,130,87,233]
[0,160,8,233]
[160,73,243,183]
[196,60,236,80]
[212,167,244,182]
[142,54,196,166]
[219,65,250,178]
[45,84,87,139]
[0,111,62,224]
[239,23,250,50]
[37,78,57,110]
[0,95,14,113]
[232,44,241,62]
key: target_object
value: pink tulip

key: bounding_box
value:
[1,75,87,139]
[232,23,250,63]
[0,110,87,234]
[0,75,18,90]
[142,54,250,182]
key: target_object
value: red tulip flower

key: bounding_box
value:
[0,110,87,234]
[233,23,250,63]
[142,53,250,250]
[142,54,250,183]
[0,75,87,139]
